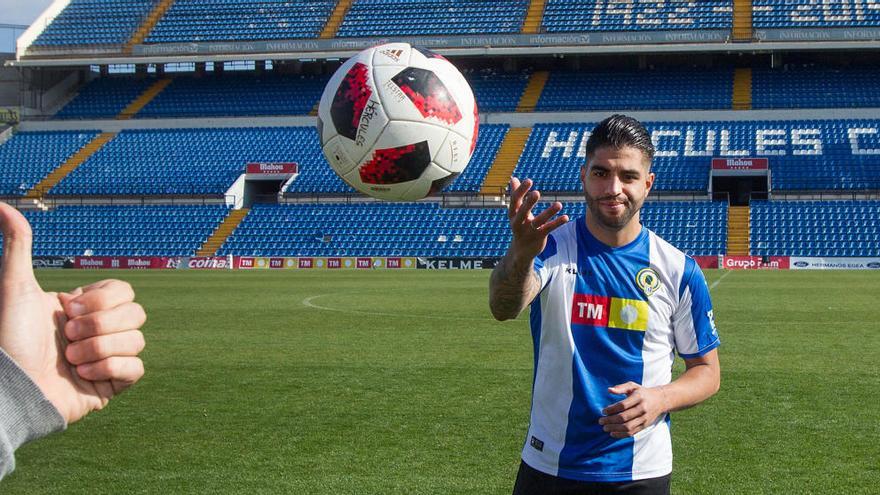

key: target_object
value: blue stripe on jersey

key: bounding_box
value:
[529,297,543,391]
[679,257,721,359]
[557,218,652,481]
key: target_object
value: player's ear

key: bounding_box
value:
[579,164,587,186]
[645,170,655,194]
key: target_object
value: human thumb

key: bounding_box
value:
[0,202,37,288]
[608,382,640,396]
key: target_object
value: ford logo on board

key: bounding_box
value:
[793,261,809,268]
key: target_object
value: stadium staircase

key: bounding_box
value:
[124,0,177,54]
[480,128,531,196]
[732,0,753,41]
[117,79,173,120]
[25,132,117,201]
[521,0,547,34]
[733,68,752,110]
[196,208,250,256]
[726,205,750,255]
[321,0,354,39]
[516,71,549,112]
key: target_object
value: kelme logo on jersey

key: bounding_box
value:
[636,268,661,297]
[571,293,648,331]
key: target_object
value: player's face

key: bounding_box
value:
[580,146,655,231]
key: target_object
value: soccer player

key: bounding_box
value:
[0,202,147,480]
[489,115,721,494]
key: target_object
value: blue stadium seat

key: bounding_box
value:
[751,200,880,257]
[49,127,324,196]
[0,204,230,257]
[0,131,100,196]
[146,0,336,42]
[337,0,529,37]
[520,120,880,193]
[753,1,880,29]
[537,69,733,111]
[33,0,160,46]
[217,201,725,257]
[541,0,732,33]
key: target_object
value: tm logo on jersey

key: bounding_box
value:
[571,294,649,331]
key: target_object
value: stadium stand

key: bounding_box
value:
[0,131,100,196]
[139,73,330,118]
[541,0,732,32]
[145,0,336,42]
[536,69,733,111]
[753,1,880,28]
[752,67,880,109]
[54,71,523,119]
[446,125,509,193]
[51,65,880,120]
[751,200,880,257]
[16,204,230,257]
[466,71,528,113]
[336,0,529,36]
[518,120,880,193]
[55,77,156,119]
[49,127,324,196]
[32,0,160,46]
[218,201,725,258]
[287,124,509,195]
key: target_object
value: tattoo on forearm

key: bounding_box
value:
[489,256,540,320]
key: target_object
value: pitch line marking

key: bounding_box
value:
[302,294,495,322]
[709,269,732,291]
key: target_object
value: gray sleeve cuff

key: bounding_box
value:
[0,347,66,480]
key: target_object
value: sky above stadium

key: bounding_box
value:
[0,0,52,25]
[0,0,51,53]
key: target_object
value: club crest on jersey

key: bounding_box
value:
[636,268,661,297]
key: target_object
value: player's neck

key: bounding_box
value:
[584,213,642,248]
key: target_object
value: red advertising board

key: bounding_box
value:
[327,258,342,269]
[692,256,719,269]
[711,157,769,171]
[722,256,790,270]
[356,258,372,269]
[299,258,314,269]
[246,162,298,174]
[74,257,173,269]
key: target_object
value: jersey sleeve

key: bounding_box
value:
[532,234,558,294]
[672,257,720,359]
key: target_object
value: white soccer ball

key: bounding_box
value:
[317,43,479,201]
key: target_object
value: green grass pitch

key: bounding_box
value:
[4,269,879,494]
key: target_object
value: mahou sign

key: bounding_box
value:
[711,157,769,171]
[245,162,298,174]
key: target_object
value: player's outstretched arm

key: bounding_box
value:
[0,203,146,479]
[489,178,568,321]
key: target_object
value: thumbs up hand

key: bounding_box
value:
[0,203,145,424]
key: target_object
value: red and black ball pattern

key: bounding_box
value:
[331,62,372,141]
[391,67,462,126]
[359,141,432,185]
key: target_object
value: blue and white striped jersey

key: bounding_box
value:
[523,216,720,482]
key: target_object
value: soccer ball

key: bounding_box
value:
[317,43,479,201]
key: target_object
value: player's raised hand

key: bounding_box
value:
[0,202,145,425]
[507,177,569,262]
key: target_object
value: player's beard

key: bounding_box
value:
[585,190,644,231]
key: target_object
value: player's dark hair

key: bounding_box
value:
[585,114,655,167]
